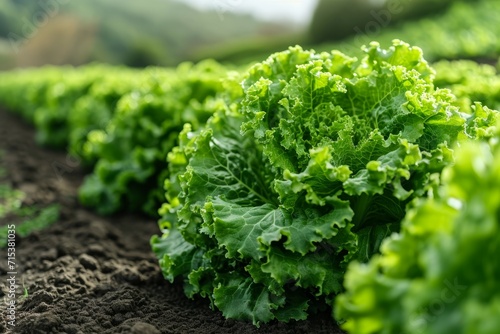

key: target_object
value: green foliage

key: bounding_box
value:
[317,0,500,62]
[335,123,500,334]
[433,60,500,112]
[151,40,499,326]
[0,61,231,216]
[79,61,229,215]
[0,184,59,248]
[0,65,140,149]
[0,184,25,218]
[0,204,60,248]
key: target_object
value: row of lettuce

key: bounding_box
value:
[1,40,500,332]
[0,61,229,216]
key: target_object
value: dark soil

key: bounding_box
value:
[0,109,344,334]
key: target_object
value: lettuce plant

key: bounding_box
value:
[335,123,500,334]
[433,60,500,113]
[152,40,498,325]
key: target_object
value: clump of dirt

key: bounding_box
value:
[0,109,343,334]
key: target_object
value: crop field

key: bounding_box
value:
[1,0,499,333]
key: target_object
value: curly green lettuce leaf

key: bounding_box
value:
[152,40,498,326]
[335,124,500,334]
[153,107,355,325]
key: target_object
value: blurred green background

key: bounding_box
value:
[0,0,498,70]
[0,0,306,69]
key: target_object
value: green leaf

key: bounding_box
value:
[212,200,283,261]
[213,274,284,327]
[150,228,200,283]
[261,247,344,295]
[336,125,500,333]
